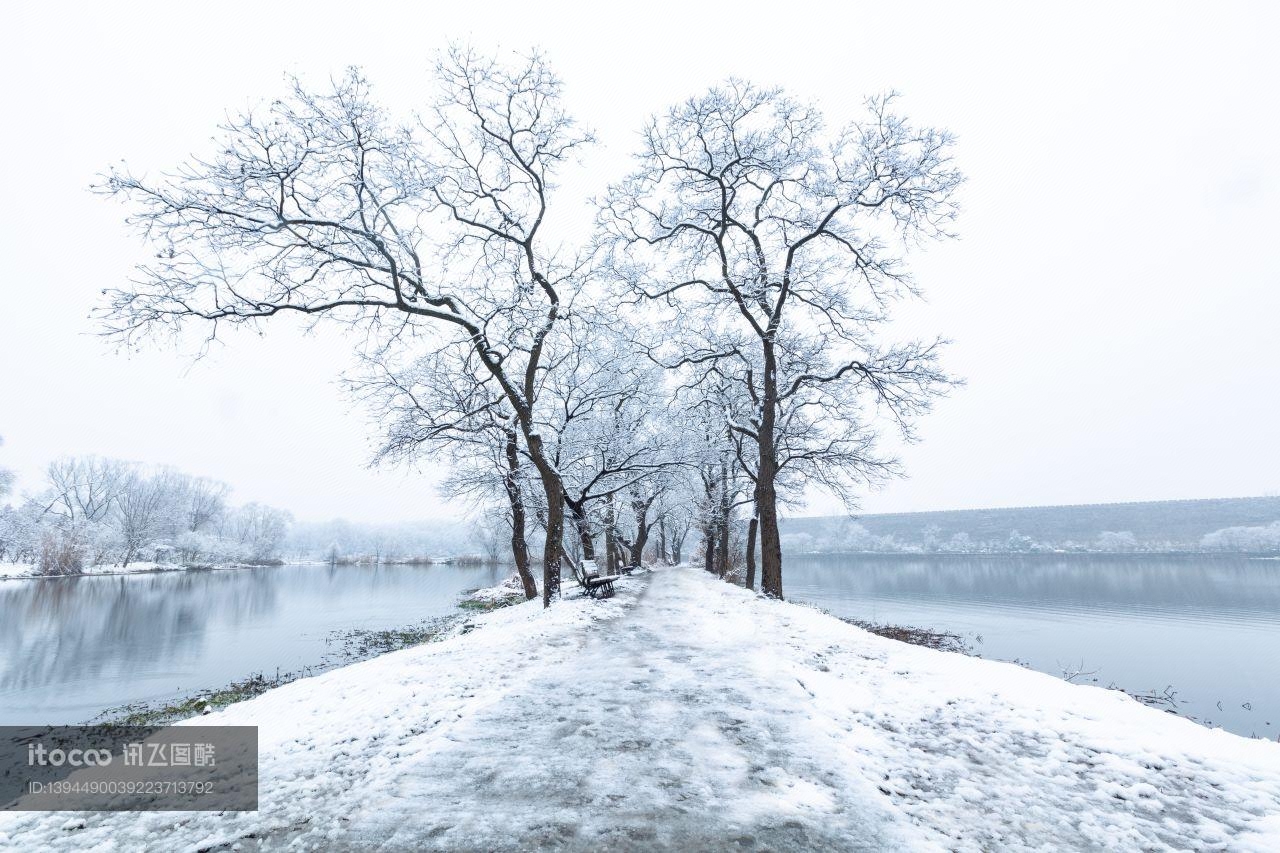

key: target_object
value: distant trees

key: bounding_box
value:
[355,344,541,598]
[44,456,131,524]
[0,452,290,573]
[222,503,292,562]
[1094,530,1138,552]
[284,518,473,563]
[601,83,962,598]
[114,467,182,567]
[183,477,230,533]
[1201,521,1280,553]
[546,320,683,575]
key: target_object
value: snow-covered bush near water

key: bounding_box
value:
[1202,520,1280,553]
[462,575,531,608]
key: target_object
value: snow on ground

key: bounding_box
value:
[0,561,190,580]
[0,562,33,579]
[3,566,1279,851]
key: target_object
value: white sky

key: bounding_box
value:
[1,1,1277,523]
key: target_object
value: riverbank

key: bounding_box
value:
[4,565,1280,850]
[0,560,287,581]
[0,557,505,581]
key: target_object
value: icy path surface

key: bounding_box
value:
[4,566,1280,851]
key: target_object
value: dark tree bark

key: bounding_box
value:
[565,496,597,563]
[745,513,758,591]
[758,343,783,598]
[604,494,617,573]
[628,495,655,569]
[716,460,731,577]
[532,458,566,603]
[671,523,686,565]
[701,467,718,574]
[503,424,537,600]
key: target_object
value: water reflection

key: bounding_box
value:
[786,554,1280,739]
[0,563,505,725]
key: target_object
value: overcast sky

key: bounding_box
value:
[1,1,1276,523]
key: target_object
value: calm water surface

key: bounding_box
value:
[0,563,505,726]
[786,554,1280,739]
[3,556,1278,739]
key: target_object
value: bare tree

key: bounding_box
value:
[222,502,292,562]
[543,319,682,569]
[114,467,183,568]
[183,476,230,532]
[44,456,132,523]
[98,48,592,605]
[356,344,540,599]
[601,83,961,598]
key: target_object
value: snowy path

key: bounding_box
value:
[3,566,1280,851]
[344,570,915,851]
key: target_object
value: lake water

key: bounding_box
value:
[3,556,1277,740]
[785,554,1280,739]
[0,563,505,727]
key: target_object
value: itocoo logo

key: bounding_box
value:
[28,743,113,767]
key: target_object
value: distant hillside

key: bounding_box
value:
[780,496,1280,553]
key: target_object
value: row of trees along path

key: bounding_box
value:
[99,47,962,605]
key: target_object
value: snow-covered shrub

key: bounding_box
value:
[1095,530,1139,552]
[0,501,43,562]
[1006,530,1036,552]
[1201,520,1280,552]
[37,528,86,576]
[173,530,219,564]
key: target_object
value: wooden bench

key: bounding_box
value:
[565,557,618,599]
[583,574,616,598]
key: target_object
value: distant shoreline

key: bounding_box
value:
[788,550,1279,559]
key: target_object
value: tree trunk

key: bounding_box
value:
[526,435,564,607]
[656,515,668,564]
[542,489,564,604]
[757,469,783,598]
[702,469,717,574]
[717,461,730,577]
[630,498,651,569]
[604,495,617,573]
[565,498,597,563]
[503,425,537,600]
[745,513,758,591]
[758,342,784,599]
[577,515,596,561]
